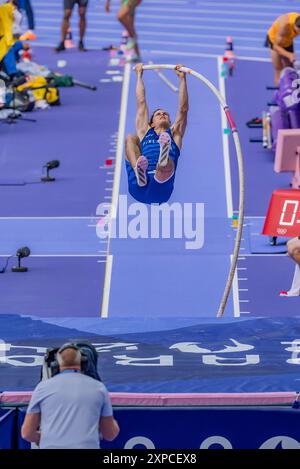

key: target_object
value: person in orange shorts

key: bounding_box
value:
[265,13,300,85]
[105,0,142,61]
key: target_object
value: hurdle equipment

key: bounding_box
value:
[138,64,245,318]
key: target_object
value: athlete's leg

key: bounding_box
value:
[154,159,175,183]
[125,134,147,186]
[62,9,72,42]
[271,49,284,86]
[281,55,293,69]
[125,134,141,167]
[280,238,300,296]
[78,5,87,45]
[117,1,141,58]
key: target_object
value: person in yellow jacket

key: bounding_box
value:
[0,2,14,62]
[266,13,300,85]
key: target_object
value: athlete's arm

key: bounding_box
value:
[21,413,41,444]
[135,63,150,140]
[172,64,189,149]
[99,416,120,442]
[274,15,295,61]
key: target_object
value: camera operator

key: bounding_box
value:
[21,343,119,449]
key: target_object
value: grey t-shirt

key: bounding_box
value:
[27,371,113,449]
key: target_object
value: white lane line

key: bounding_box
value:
[35,18,269,34]
[33,27,266,42]
[188,1,294,9]
[101,254,113,317]
[217,56,238,317]
[231,254,240,318]
[150,50,270,62]
[240,300,250,303]
[217,56,233,219]
[35,9,273,24]
[33,41,271,62]
[119,7,293,17]
[43,33,270,53]
[37,0,291,9]
[101,63,131,318]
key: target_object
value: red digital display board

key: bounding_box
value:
[262,189,300,237]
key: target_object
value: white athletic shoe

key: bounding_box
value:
[134,156,148,187]
[157,132,171,167]
[279,290,300,297]
[125,37,137,50]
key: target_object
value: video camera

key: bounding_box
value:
[41,341,101,382]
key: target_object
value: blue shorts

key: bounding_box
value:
[127,171,176,205]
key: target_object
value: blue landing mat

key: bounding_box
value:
[1,314,300,393]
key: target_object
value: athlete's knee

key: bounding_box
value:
[63,10,72,21]
[126,134,139,145]
[155,164,175,183]
[117,8,128,22]
[79,8,86,19]
[287,238,300,257]
[157,158,174,172]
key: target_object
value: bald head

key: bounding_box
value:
[57,347,81,370]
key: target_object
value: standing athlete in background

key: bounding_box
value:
[105,0,141,61]
[265,12,300,85]
[56,0,89,52]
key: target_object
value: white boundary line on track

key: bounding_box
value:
[101,63,131,319]
[217,56,233,219]
[150,50,270,62]
[36,0,293,9]
[34,19,270,34]
[231,254,240,318]
[217,56,239,318]
[26,25,272,42]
